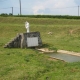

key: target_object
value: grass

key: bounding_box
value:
[0,17,80,80]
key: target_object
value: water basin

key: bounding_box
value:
[46,53,80,62]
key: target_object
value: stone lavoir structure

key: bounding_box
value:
[4,32,42,48]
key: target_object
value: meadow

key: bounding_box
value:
[0,17,80,80]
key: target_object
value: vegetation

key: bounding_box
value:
[0,17,80,80]
[0,13,13,16]
[1,14,80,19]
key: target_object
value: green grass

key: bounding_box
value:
[0,17,80,80]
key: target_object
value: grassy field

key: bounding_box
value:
[0,17,80,80]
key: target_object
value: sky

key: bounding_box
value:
[0,0,80,16]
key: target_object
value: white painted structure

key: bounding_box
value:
[25,21,30,33]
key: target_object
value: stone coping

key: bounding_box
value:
[37,48,80,57]
[57,50,80,57]
[36,48,56,53]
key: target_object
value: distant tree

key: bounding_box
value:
[1,13,8,16]
[9,13,13,16]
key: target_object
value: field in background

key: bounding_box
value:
[0,17,80,80]
[0,17,80,51]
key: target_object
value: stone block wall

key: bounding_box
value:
[4,32,42,48]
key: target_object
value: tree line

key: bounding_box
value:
[0,13,80,19]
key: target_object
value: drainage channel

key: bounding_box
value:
[46,53,80,63]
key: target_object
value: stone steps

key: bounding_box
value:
[4,34,21,48]
[4,32,42,48]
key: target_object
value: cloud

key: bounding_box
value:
[33,5,45,15]
[32,0,77,15]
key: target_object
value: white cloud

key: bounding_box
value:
[33,5,45,15]
[32,0,77,15]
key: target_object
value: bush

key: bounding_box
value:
[13,15,80,19]
[0,13,8,17]
[9,13,13,16]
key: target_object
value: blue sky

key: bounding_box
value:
[0,0,80,15]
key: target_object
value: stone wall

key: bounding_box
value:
[4,32,42,48]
